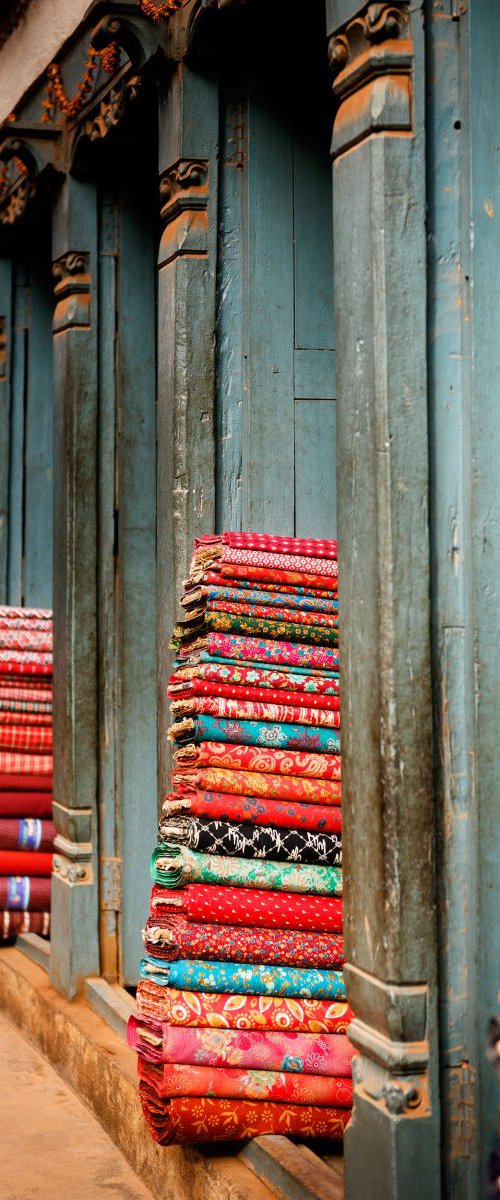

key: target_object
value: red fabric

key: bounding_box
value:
[136,980,353,1033]
[163,791,342,832]
[0,607,51,621]
[139,1058,352,1106]
[172,663,340,699]
[0,850,52,876]
[0,712,52,726]
[205,572,338,599]
[222,546,338,578]
[0,652,52,674]
[0,685,52,701]
[0,726,52,752]
[0,753,52,775]
[0,630,52,652]
[0,819,55,851]
[130,1019,353,1076]
[0,774,53,791]
[187,632,339,672]
[150,883,343,932]
[169,678,339,710]
[170,695,340,729]
[0,791,52,816]
[144,915,344,969]
[0,910,50,938]
[208,599,338,629]
[173,767,341,805]
[139,1082,350,1144]
[175,741,342,781]
[219,563,338,590]
[221,532,338,561]
[0,618,52,631]
[0,876,51,909]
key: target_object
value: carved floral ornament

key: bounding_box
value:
[0,141,33,227]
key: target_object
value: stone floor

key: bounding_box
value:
[0,1009,154,1200]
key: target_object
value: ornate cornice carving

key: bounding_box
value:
[0,138,36,226]
[159,158,209,268]
[328,1,412,158]
[52,251,91,333]
[83,73,141,142]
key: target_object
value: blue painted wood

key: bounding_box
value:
[0,257,12,602]
[8,260,27,605]
[295,399,336,538]
[24,244,53,608]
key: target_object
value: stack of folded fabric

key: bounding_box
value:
[0,607,53,940]
[130,532,353,1146]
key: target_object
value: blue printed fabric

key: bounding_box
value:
[139,955,347,1000]
[171,713,341,756]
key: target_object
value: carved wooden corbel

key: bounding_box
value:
[328,0,412,158]
[158,158,209,268]
[52,251,91,333]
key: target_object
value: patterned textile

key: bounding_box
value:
[0,791,52,816]
[184,585,338,615]
[170,695,340,729]
[0,652,52,674]
[140,1058,352,1106]
[0,630,52,652]
[128,1017,353,1076]
[0,876,51,910]
[172,662,340,697]
[158,816,342,866]
[195,654,340,681]
[0,688,52,705]
[150,883,344,933]
[136,981,353,1032]
[0,711,52,725]
[0,850,52,876]
[168,678,340,711]
[204,573,338,600]
[143,916,344,969]
[139,1082,350,1145]
[207,599,338,629]
[180,632,340,672]
[151,844,342,896]
[175,612,338,649]
[1,910,50,938]
[170,716,341,756]
[0,818,55,852]
[174,741,342,781]
[162,792,342,833]
[221,546,338,578]
[0,607,51,621]
[0,726,52,752]
[140,956,347,999]
[220,532,338,560]
[0,753,52,775]
[218,563,338,591]
[173,767,342,806]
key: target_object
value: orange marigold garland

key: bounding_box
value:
[41,43,123,124]
[139,0,187,21]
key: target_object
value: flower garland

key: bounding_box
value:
[139,0,188,21]
[41,43,122,124]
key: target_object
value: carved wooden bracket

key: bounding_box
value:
[158,158,209,268]
[0,138,38,226]
[52,251,91,333]
[328,1,412,158]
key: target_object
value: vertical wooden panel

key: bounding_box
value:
[24,242,53,608]
[8,260,27,605]
[0,257,12,602]
[294,399,336,538]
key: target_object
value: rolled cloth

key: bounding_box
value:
[158,815,342,866]
[136,980,353,1032]
[178,631,339,672]
[151,844,342,896]
[174,741,342,781]
[168,676,340,710]
[0,876,51,910]
[170,694,340,729]
[0,818,55,852]
[139,1058,353,1106]
[174,610,338,649]
[139,956,346,1000]
[0,792,52,817]
[149,883,343,933]
[0,850,52,876]
[162,792,342,833]
[169,714,341,756]
[139,1082,350,1145]
[143,915,344,969]
[171,661,340,697]
[0,910,50,938]
[172,767,341,805]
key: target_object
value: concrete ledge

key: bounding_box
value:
[0,947,277,1200]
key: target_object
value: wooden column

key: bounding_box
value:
[327,2,441,1195]
[0,257,11,602]
[157,63,218,793]
[50,176,100,997]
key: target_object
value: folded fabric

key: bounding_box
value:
[171,717,341,756]
[129,1017,353,1076]
[0,617,52,631]
[206,599,338,630]
[183,584,338,616]
[0,652,52,674]
[143,916,344,969]
[221,546,338,578]
[136,981,353,1032]
[174,741,342,781]
[158,816,342,866]
[0,773,53,791]
[0,685,52,703]
[0,606,52,622]
[139,1058,352,1106]
[150,884,344,933]
[170,695,340,729]
[218,531,338,560]
[139,1082,349,1145]
[190,654,340,682]
[0,630,52,652]
[163,792,342,833]
[0,876,51,910]
[173,767,342,805]
[0,710,52,725]
[0,726,52,752]
[0,818,55,852]
[204,572,338,600]
[180,632,339,672]
[218,563,338,591]
[1,910,50,938]
[152,844,342,896]
[175,611,338,649]
[0,850,52,876]
[0,753,52,775]
[139,957,346,999]
[0,791,53,817]
[168,675,340,709]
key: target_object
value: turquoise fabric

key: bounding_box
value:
[171,713,341,755]
[139,954,346,1000]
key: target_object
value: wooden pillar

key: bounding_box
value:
[157,63,218,793]
[0,257,11,602]
[326,2,441,1195]
[50,176,100,997]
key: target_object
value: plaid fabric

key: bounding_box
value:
[0,752,52,774]
[0,685,52,701]
[0,656,52,676]
[0,726,52,752]
[0,711,52,725]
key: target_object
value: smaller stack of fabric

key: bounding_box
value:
[131,531,354,1147]
[0,608,53,940]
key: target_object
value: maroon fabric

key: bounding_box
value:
[0,791,52,817]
